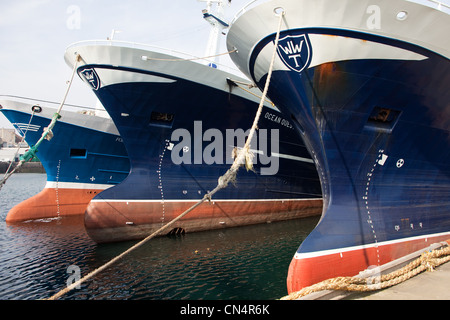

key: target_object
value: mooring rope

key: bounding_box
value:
[46,10,286,300]
[227,78,276,108]
[0,55,81,189]
[141,48,237,62]
[280,244,450,300]
[0,108,37,190]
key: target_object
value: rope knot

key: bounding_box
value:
[421,257,438,272]
[231,146,255,172]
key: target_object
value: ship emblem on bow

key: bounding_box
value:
[79,67,100,90]
[276,34,312,73]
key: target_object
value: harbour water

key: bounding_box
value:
[0,173,319,300]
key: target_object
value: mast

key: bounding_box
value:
[199,0,230,68]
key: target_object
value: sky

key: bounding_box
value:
[1,0,449,129]
[0,0,250,129]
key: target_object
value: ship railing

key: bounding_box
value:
[231,0,271,24]
[0,94,97,114]
[0,94,113,121]
[66,39,243,77]
[231,0,450,22]
[408,0,450,14]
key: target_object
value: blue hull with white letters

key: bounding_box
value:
[65,43,322,243]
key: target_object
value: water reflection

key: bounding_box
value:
[66,217,318,300]
[0,173,319,300]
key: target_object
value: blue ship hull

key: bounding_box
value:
[0,100,129,221]
[227,0,450,292]
[265,35,450,290]
[65,43,322,243]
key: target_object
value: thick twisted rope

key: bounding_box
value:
[46,10,286,300]
[280,245,450,300]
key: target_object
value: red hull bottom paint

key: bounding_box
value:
[286,233,450,294]
[85,199,323,243]
[5,187,103,222]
